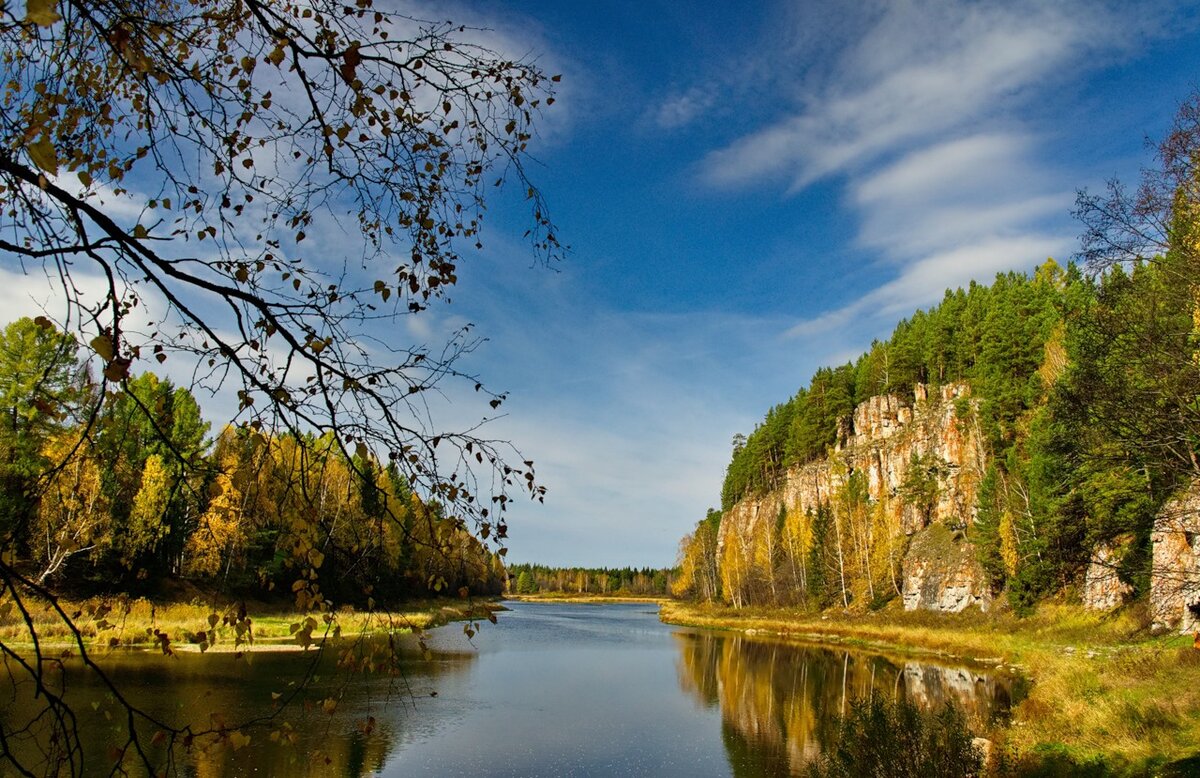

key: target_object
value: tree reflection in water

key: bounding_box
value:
[1,636,477,776]
[674,631,1015,776]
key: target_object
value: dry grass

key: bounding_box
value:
[661,600,1200,769]
[0,592,501,653]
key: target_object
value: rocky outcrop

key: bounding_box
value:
[718,383,989,612]
[902,524,991,612]
[844,383,982,534]
[1082,537,1133,612]
[1150,483,1200,633]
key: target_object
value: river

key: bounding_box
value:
[1,601,1016,775]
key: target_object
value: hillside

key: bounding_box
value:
[675,254,1200,628]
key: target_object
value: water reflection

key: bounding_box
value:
[3,604,1017,776]
[674,631,1014,776]
[1,636,477,776]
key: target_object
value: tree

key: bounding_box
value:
[673,510,722,602]
[31,431,109,584]
[183,445,245,578]
[0,317,82,549]
[1069,92,1200,601]
[0,1,560,774]
[121,452,171,566]
[899,452,945,528]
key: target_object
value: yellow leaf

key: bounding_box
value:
[27,136,58,176]
[321,697,337,715]
[89,335,114,362]
[25,0,60,26]
[228,731,251,751]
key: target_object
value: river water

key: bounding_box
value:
[1,601,1016,776]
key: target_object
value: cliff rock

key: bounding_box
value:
[1150,482,1200,632]
[718,383,989,612]
[902,523,991,612]
[1082,537,1133,612]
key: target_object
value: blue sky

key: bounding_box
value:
[429,0,1200,567]
[4,0,1199,568]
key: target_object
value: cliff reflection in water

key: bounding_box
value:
[674,631,1014,776]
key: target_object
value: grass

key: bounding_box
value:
[660,600,1200,772]
[0,591,502,653]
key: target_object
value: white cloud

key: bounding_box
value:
[850,131,1074,258]
[678,1,1165,346]
[700,1,1121,190]
[651,87,716,130]
[853,134,1037,207]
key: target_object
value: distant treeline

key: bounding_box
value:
[0,317,504,605]
[506,563,675,596]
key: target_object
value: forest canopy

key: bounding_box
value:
[0,316,506,600]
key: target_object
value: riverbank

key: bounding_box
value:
[660,600,1200,773]
[0,592,503,652]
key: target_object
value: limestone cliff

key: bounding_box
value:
[1082,537,1134,612]
[717,383,992,612]
[1150,482,1200,633]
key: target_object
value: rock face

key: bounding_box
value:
[1082,538,1133,612]
[902,524,991,613]
[1150,482,1200,633]
[718,383,989,612]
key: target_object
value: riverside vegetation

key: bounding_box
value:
[0,317,508,611]
[668,95,1200,774]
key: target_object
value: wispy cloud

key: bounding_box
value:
[651,86,716,130]
[850,132,1074,260]
[690,0,1167,338]
[700,1,1124,189]
[785,234,1073,339]
[419,235,807,566]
